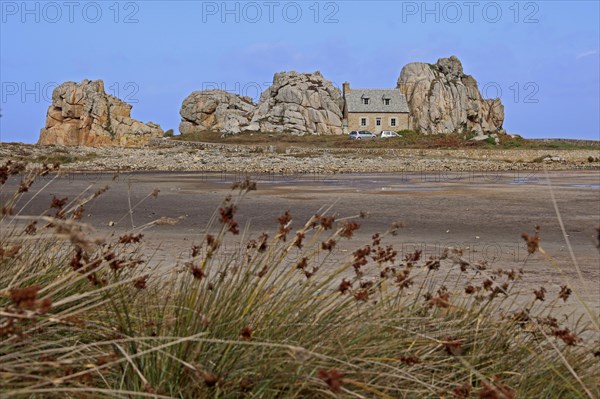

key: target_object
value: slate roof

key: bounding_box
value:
[345,89,409,113]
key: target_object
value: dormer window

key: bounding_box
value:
[362,98,370,105]
[384,99,390,105]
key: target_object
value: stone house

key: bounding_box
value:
[342,82,410,133]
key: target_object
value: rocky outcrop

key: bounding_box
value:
[179,90,257,135]
[38,80,163,147]
[179,71,344,136]
[397,55,504,134]
[249,71,344,135]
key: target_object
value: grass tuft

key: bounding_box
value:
[1,161,598,398]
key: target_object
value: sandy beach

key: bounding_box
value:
[3,169,599,316]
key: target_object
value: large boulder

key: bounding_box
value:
[178,71,344,136]
[179,90,257,135]
[38,80,163,146]
[397,56,504,134]
[250,71,344,135]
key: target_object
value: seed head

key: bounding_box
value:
[296,257,308,270]
[191,266,206,280]
[521,226,541,254]
[319,215,335,230]
[404,249,421,264]
[443,337,463,356]
[317,368,344,392]
[321,238,336,252]
[338,279,352,294]
[10,285,40,310]
[119,233,144,244]
[478,379,516,399]
[240,326,253,341]
[25,221,37,235]
[257,233,268,252]
[293,231,305,249]
[50,195,68,209]
[558,284,572,302]
[134,275,148,289]
[353,289,369,301]
[553,328,579,346]
[399,355,420,365]
[202,372,220,387]
[453,383,472,398]
[533,287,546,301]
[340,221,360,238]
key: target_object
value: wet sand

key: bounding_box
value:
[3,170,599,318]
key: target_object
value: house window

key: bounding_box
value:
[362,98,369,105]
[376,118,381,126]
[360,117,367,126]
[384,99,390,105]
[390,118,397,127]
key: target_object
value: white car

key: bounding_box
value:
[380,131,401,138]
[349,130,377,140]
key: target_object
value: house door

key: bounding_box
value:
[375,117,382,133]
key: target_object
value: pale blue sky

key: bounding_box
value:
[1,0,599,142]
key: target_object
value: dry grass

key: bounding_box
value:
[1,160,599,398]
[173,130,600,151]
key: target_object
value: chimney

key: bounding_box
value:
[342,82,349,123]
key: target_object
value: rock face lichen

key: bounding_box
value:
[38,80,163,147]
[397,55,504,134]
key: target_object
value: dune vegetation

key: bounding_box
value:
[1,160,598,398]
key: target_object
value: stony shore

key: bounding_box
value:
[1,139,599,174]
